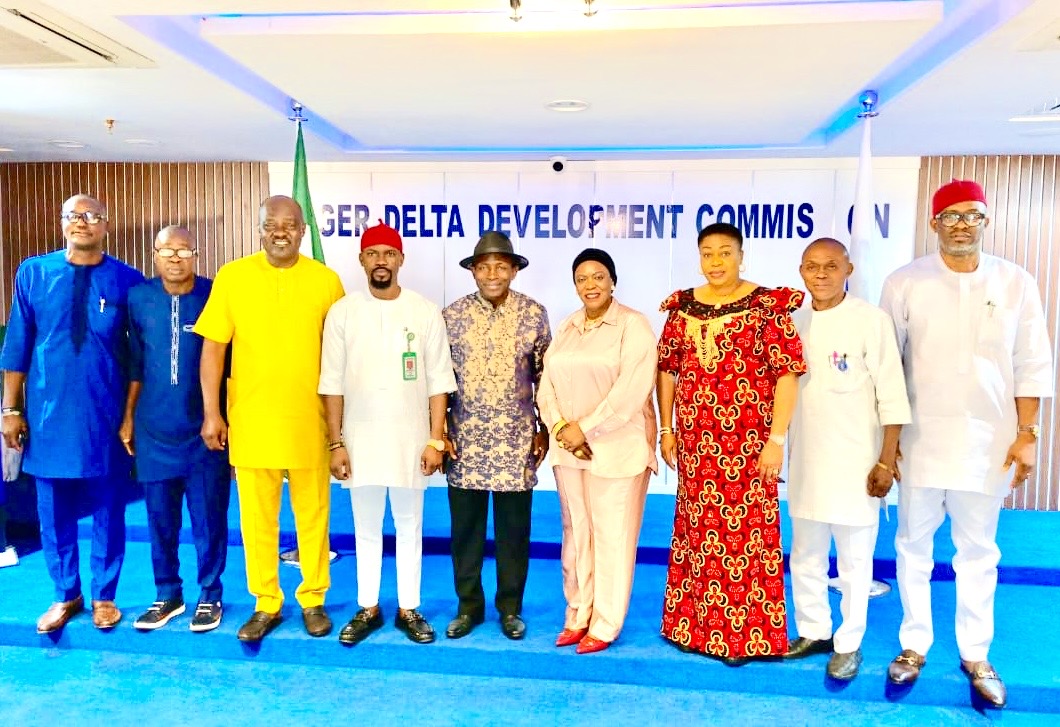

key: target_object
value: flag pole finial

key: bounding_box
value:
[858,90,879,118]
[288,101,307,123]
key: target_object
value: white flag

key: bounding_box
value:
[849,115,878,303]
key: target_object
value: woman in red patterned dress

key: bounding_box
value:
[657,222,806,665]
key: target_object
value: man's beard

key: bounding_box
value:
[941,240,978,257]
[369,273,393,290]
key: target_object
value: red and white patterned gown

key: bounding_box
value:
[658,287,806,658]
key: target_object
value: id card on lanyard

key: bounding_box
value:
[402,329,417,381]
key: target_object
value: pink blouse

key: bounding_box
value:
[537,299,658,479]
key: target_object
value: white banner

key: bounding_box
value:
[269,158,921,494]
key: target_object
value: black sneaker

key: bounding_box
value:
[133,599,186,631]
[190,601,223,632]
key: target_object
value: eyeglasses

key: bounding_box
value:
[61,211,107,225]
[155,248,197,259]
[935,211,987,227]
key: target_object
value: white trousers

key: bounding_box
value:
[895,486,1004,662]
[348,486,425,611]
[790,516,879,654]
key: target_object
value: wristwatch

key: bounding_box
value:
[427,439,446,452]
[768,433,786,446]
[1018,425,1040,440]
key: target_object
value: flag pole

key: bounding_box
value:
[289,101,326,265]
[848,90,878,302]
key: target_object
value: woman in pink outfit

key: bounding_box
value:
[537,248,658,654]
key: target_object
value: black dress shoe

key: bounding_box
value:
[237,611,283,642]
[722,656,750,667]
[827,649,863,681]
[302,606,332,637]
[501,614,526,641]
[338,607,384,646]
[395,609,435,644]
[445,613,483,639]
[784,636,834,659]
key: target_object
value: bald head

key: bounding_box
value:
[153,225,198,288]
[60,193,108,255]
[155,225,195,248]
[62,194,106,217]
[259,195,304,225]
[799,237,853,310]
[259,195,306,268]
[801,237,849,262]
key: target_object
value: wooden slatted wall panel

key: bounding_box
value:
[0,162,270,321]
[917,155,1060,511]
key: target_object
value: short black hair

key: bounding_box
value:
[698,222,743,250]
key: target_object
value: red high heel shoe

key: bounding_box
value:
[555,627,588,647]
[575,635,611,654]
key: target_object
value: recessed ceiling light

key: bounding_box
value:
[124,138,160,146]
[0,147,14,153]
[49,140,85,149]
[546,99,590,113]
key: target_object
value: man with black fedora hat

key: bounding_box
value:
[442,231,551,640]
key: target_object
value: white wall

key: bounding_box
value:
[269,158,921,494]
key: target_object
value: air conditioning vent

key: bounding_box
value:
[0,3,153,68]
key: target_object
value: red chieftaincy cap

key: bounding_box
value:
[931,180,987,216]
[360,220,403,253]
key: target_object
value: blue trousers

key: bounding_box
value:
[35,475,127,602]
[143,464,230,604]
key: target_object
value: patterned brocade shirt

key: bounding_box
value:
[443,290,552,492]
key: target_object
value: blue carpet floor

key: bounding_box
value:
[2,644,1054,727]
[4,483,1058,722]
[1,539,1058,716]
[82,484,1060,585]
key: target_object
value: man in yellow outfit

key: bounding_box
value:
[195,195,345,642]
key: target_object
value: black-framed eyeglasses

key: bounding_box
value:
[935,211,987,227]
[155,248,197,259]
[61,211,107,225]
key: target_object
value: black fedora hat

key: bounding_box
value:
[459,231,530,270]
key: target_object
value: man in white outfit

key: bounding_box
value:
[785,238,911,680]
[319,221,456,645]
[879,180,1053,708]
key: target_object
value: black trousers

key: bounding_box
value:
[448,486,533,618]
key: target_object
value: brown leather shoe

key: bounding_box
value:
[36,595,84,633]
[961,660,1007,708]
[302,606,332,637]
[237,610,283,642]
[887,649,926,685]
[91,600,122,630]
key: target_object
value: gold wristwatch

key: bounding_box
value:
[427,439,446,452]
[1018,425,1040,440]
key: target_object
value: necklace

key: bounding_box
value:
[702,280,745,309]
[583,315,605,331]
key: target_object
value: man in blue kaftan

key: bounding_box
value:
[122,226,230,633]
[1,194,143,632]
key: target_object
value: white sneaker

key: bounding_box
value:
[0,545,18,568]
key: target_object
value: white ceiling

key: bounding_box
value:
[0,0,1058,162]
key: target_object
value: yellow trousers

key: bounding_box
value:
[235,467,331,613]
